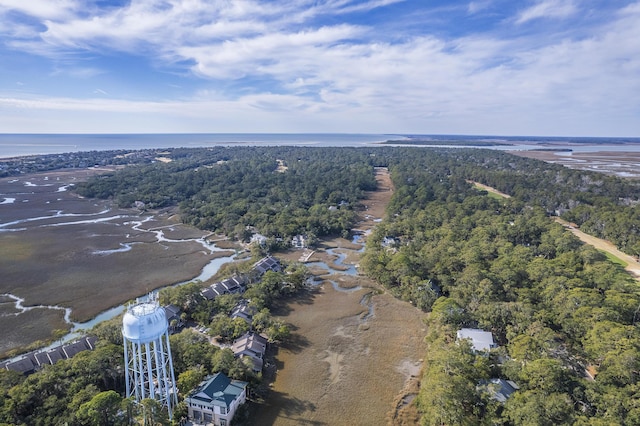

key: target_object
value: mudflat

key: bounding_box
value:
[256,168,427,425]
[510,149,640,179]
[0,169,227,357]
[259,280,426,426]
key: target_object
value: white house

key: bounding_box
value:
[185,372,248,426]
[250,233,267,246]
[381,236,396,248]
[291,234,307,249]
[456,328,497,352]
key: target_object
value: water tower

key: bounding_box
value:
[122,299,178,419]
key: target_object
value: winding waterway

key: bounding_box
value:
[1,172,374,362]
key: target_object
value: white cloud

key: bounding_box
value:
[515,0,578,24]
[0,0,80,20]
[467,1,492,14]
[51,66,105,79]
[333,0,406,14]
[0,1,638,136]
[181,24,366,79]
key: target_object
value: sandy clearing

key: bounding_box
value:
[468,180,511,198]
[555,217,640,278]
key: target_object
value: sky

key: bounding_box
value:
[0,0,638,136]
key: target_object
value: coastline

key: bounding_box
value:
[0,133,396,159]
[509,149,640,178]
[2,133,640,161]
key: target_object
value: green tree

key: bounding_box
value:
[139,398,169,426]
[265,320,291,343]
[76,390,123,426]
[177,367,205,396]
[504,390,575,426]
[212,348,236,374]
[251,308,272,333]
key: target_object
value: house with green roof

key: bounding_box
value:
[185,372,248,425]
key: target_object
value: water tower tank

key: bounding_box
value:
[122,300,178,419]
[122,302,168,343]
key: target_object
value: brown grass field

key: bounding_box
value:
[254,168,429,425]
[256,281,427,426]
[0,170,228,357]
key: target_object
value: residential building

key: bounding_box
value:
[0,355,36,375]
[456,328,497,352]
[0,336,97,375]
[250,233,267,246]
[163,304,184,333]
[232,332,267,373]
[478,378,519,402]
[252,256,282,275]
[381,236,396,248]
[230,300,257,324]
[186,372,248,426]
[201,276,247,301]
[291,234,307,249]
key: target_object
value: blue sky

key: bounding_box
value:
[0,0,638,136]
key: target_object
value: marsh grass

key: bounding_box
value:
[0,170,228,357]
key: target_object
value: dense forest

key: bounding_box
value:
[361,170,640,424]
[73,146,640,256]
[74,147,377,243]
[71,145,640,424]
[4,146,640,424]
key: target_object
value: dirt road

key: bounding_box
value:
[555,218,640,278]
[469,180,640,280]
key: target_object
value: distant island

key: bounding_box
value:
[380,138,514,146]
[525,148,573,152]
[379,133,640,147]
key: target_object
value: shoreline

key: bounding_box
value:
[509,149,640,178]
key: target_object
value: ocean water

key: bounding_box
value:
[1,133,640,159]
[0,133,394,158]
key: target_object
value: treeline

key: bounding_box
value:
[456,150,640,256]
[74,147,378,240]
[8,145,640,424]
[0,149,159,177]
[4,146,638,254]
[72,146,640,255]
[361,160,640,424]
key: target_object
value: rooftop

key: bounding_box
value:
[456,328,496,352]
[187,372,248,409]
[480,378,519,403]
